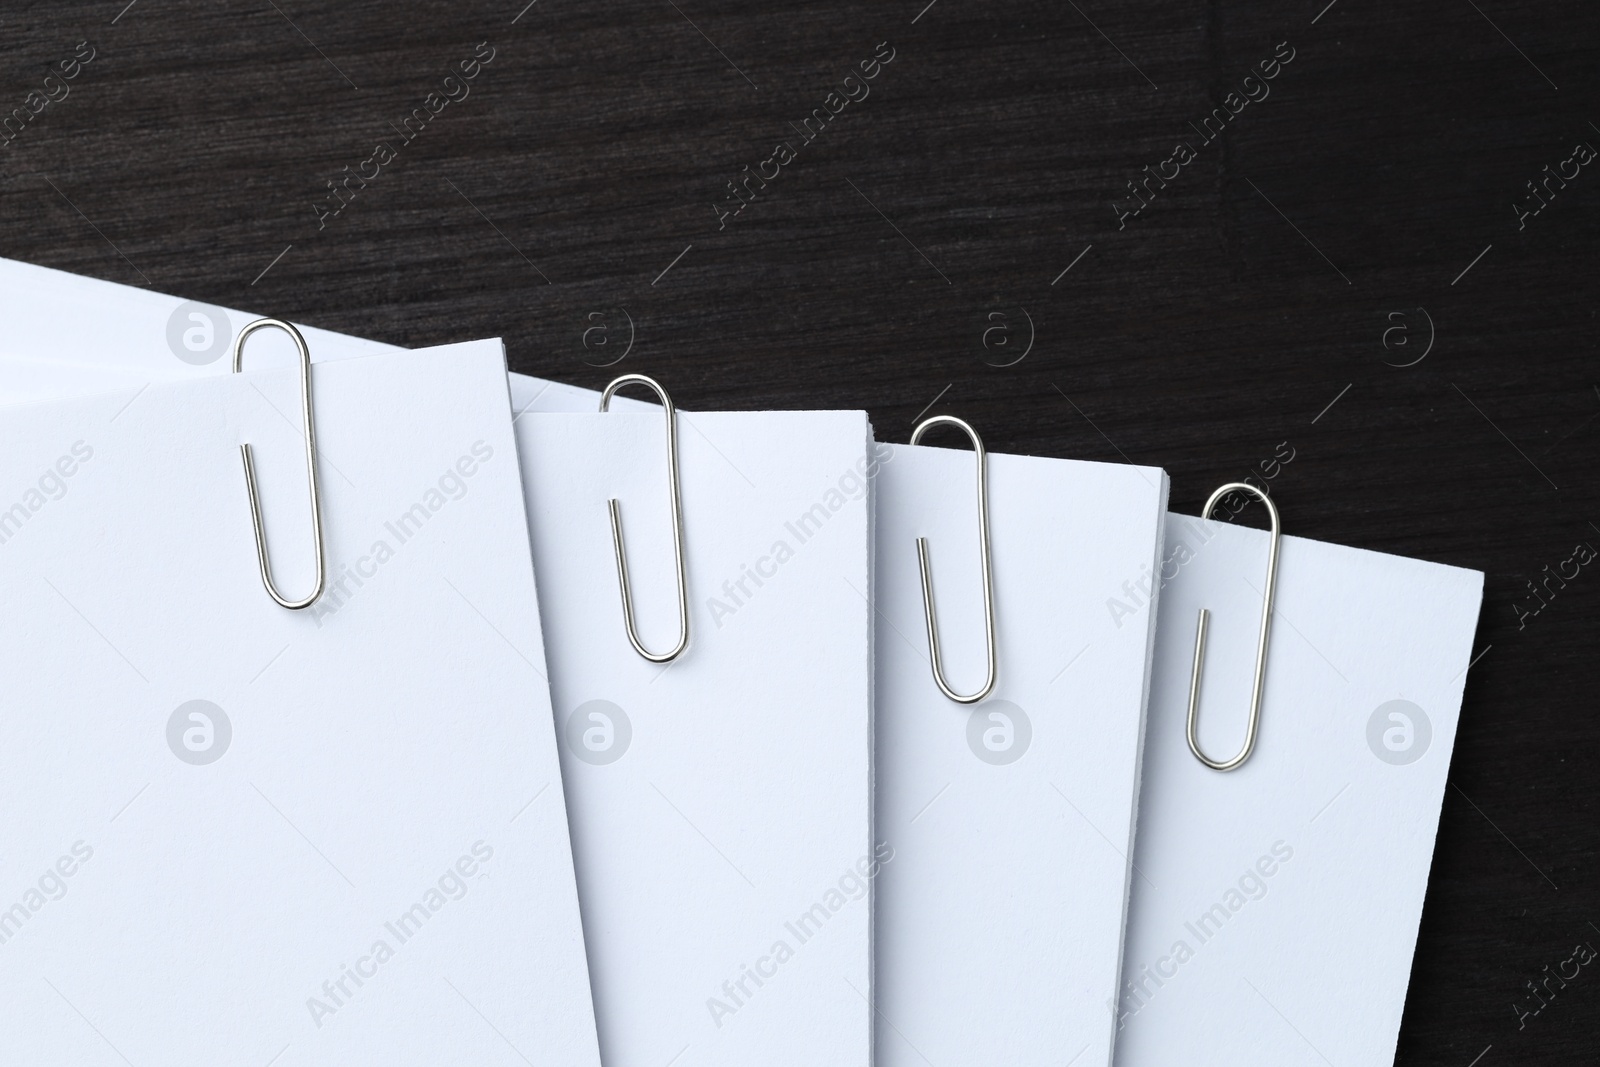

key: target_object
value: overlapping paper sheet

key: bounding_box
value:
[1114,514,1482,1066]
[873,440,1168,1067]
[0,340,601,1066]
[519,409,874,1067]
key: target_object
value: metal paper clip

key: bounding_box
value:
[601,374,689,663]
[911,415,997,704]
[234,318,324,610]
[1186,482,1280,771]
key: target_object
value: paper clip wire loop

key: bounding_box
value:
[233,318,325,610]
[1186,482,1280,771]
[910,415,997,705]
[600,374,690,663]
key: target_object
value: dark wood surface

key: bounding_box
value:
[2,1,1596,1061]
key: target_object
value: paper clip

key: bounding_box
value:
[911,415,997,704]
[600,374,690,663]
[234,318,325,610]
[1186,482,1280,771]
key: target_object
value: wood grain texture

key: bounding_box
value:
[1,1,1596,1062]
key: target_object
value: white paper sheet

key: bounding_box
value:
[518,409,875,1067]
[1114,514,1483,1066]
[0,341,601,1066]
[872,440,1168,1067]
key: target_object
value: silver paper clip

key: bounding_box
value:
[601,374,690,663]
[911,415,997,705]
[1186,482,1280,771]
[234,318,325,610]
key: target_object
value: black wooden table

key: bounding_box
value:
[2,1,1595,1062]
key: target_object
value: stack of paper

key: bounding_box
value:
[0,256,1485,1067]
